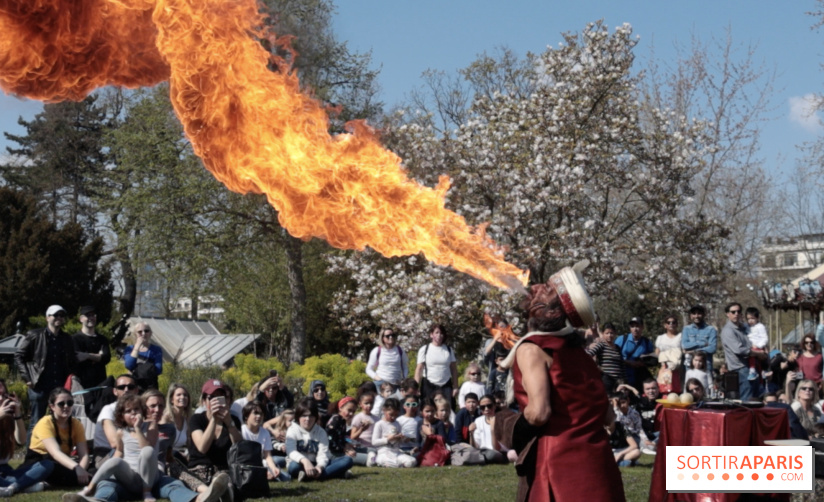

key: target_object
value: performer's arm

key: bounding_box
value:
[516,343,553,427]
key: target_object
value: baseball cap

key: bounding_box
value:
[201,379,226,396]
[629,317,643,325]
[79,306,96,317]
[46,305,67,316]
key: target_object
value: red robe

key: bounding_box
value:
[512,334,625,502]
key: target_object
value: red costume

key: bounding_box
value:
[511,333,625,501]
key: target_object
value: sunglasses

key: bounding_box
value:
[383,334,396,339]
[479,404,494,410]
[50,313,67,318]
[404,402,419,408]
[801,387,815,391]
[313,388,326,393]
[469,372,480,376]
[728,310,741,314]
[55,400,74,408]
[665,321,677,325]
[116,384,137,391]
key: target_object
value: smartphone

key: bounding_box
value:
[214,396,226,406]
[269,369,278,378]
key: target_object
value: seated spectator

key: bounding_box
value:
[160,383,192,457]
[230,381,259,419]
[435,401,456,445]
[350,393,378,466]
[798,335,823,391]
[685,378,705,403]
[618,380,659,455]
[431,390,456,423]
[124,323,163,391]
[611,392,643,447]
[486,350,509,396]
[371,398,416,468]
[397,395,422,452]
[356,381,378,403]
[373,382,394,414]
[684,351,710,393]
[791,379,822,438]
[93,375,140,467]
[25,388,90,487]
[256,374,293,423]
[264,409,294,458]
[186,380,241,490]
[241,401,289,482]
[309,380,330,426]
[325,397,359,465]
[458,363,486,409]
[286,398,353,481]
[455,393,480,443]
[585,322,625,393]
[399,378,420,399]
[79,394,158,502]
[0,381,52,495]
[470,395,506,464]
[608,420,640,467]
[419,398,447,445]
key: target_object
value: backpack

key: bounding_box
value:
[227,440,269,501]
[416,434,450,467]
[134,356,159,390]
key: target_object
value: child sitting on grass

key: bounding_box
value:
[371,398,417,468]
[241,401,290,482]
[265,408,294,457]
[350,392,378,466]
[397,395,422,453]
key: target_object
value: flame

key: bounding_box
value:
[0,0,528,290]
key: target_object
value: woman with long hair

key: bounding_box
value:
[160,383,191,454]
[0,379,53,495]
[791,379,822,438]
[25,387,90,486]
[797,334,823,392]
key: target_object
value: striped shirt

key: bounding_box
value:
[586,339,625,380]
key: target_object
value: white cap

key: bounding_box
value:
[46,305,67,316]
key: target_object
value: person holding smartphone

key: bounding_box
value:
[0,379,53,495]
[257,371,293,422]
[186,380,239,490]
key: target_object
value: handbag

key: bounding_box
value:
[416,435,450,467]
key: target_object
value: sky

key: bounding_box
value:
[1,0,823,181]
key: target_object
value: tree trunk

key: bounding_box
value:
[285,233,307,364]
[120,257,137,318]
[190,293,198,320]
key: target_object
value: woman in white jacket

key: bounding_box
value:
[365,329,409,387]
[285,398,353,482]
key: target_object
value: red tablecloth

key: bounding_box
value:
[648,405,791,502]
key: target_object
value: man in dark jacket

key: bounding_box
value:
[14,304,78,443]
[72,306,111,389]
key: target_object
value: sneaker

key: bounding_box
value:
[0,486,13,498]
[748,368,758,381]
[641,447,657,456]
[366,451,377,467]
[23,482,46,494]
[344,470,353,480]
[297,471,306,483]
[200,472,230,502]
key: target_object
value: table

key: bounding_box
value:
[648,405,791,502]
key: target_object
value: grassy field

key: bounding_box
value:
[11,455,655,502]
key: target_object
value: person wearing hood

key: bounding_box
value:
[310,381,330,427]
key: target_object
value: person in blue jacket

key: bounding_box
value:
[124,322,163,390]
[615,317,654,391]
[682,305,718,372]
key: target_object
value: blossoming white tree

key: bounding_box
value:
[330,22,734,351]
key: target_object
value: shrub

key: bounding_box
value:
[222,354,287,399]
[286,354,370,402]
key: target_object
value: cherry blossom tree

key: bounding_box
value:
[330,22,735,353]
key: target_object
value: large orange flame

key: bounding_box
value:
[0,0,528,290]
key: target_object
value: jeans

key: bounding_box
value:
[736,366,754,400]
[287,455,353,480]
[26,387,48,446]
[93,476,198,502]
[0,460,54,490]
[90,449,157,494]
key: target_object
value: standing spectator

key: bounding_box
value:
[615,317,654,391]
[365,329,409,387]
[414,324,459,404]
[124,323,163,391]
[770,347,799,395]
[458,363,486,409]
[681,305,717,372]
[257,373,294,422]
[486,349,510,396]
[797,334,823,390]
[15,305,78,443]
[655,314,683,393]
[720,302,764,400]
[586,322,625,393]
[72,306,112,390]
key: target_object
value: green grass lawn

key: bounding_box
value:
[14,455,654,502]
